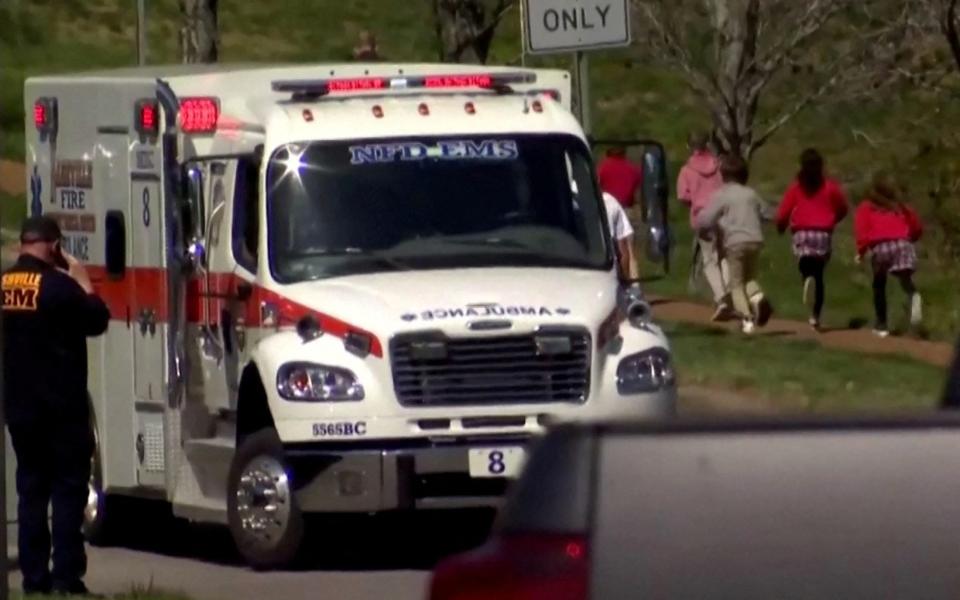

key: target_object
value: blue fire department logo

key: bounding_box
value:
[29,166,43,217]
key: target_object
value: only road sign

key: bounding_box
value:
[524,0,631,54]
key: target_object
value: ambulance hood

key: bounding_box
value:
[278,267,618,335]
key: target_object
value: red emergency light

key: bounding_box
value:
[134,99,159,136]
[424,74,493,89]
[33,102,46,128]
[33,97,58,136]
[329,77,387,92]
[179,97,220,133]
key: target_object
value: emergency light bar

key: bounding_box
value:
[272,72,537,98]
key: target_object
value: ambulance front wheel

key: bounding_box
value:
[83,419,112,545]
[227,428,304,570]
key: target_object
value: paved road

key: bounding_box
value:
[3,390,751,600]
[7,508,497,600]
[12,546,430,600]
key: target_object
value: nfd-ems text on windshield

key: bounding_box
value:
[349,139,519,165]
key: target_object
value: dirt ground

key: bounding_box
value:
[0,160,24,196]
[651,295,956,368]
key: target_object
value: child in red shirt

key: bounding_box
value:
[853,173,924,337]
[775,149,848,330]
[597,146,642,209]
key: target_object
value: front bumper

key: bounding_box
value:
[284,435,532,513]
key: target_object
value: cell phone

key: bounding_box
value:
[53,241,69,269]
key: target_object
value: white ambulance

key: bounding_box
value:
[22,63,675,568]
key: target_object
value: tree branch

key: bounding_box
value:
[633,0,722,100]
[748,70,841,157]
[750,0,845,92]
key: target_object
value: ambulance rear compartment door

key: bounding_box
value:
[130,171,165,406]
[130,162,167,487]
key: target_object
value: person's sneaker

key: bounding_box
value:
[711,302,734,322]
[802,276,814,310]
[909,292,923,327]
[809,317,821,331]
[751,293,774,327]
[741,319,756,335]
[873,328,890,338]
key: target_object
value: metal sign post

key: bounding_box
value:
[521,0,631,133]
[574,51,591,135]
[137,0,148,66]
[519,0,527,67]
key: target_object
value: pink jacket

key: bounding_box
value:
[677,151,723,227]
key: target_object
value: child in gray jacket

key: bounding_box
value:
[696,155,774,334]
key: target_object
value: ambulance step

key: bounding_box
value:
[173,436,235,525]
[184,435,235,464]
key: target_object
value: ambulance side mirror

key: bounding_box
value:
[105,210,126,279]
[641,145,669,209]
[640,144,673,271]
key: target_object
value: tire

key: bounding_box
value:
[83,410,113,546]
[227,428,304,570]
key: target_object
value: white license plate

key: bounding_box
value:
[468,447,527,479]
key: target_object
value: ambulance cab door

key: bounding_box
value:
[186,160,232,414]
[221,155,262,410]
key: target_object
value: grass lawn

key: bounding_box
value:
[1,192,26,233]
[666,322,947,413]
[3,0,959,340]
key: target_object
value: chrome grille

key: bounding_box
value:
[391,329,591,407]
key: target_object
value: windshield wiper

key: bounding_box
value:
[441,237,530,249]
[299,248,413,271]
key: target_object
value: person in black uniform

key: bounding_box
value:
[2,216,110,595]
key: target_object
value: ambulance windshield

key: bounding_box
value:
[266,134,612,283]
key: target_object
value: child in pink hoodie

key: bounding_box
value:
[677,132,728,319]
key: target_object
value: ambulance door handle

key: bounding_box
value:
[137,308,157,337]
[206,201,226,249]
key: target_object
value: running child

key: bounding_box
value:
[696,155,773,334]
[853,172,924,337]
[774,149,848,330]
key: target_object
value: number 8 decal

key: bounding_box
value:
[488,450,506,475]
[142,186,151,227]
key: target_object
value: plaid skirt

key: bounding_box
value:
[870,239,918,274]
[792,230,832,258]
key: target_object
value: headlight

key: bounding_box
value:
[276,362,365,401]
[616,348,675,395]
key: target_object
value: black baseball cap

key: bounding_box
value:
[20,216,63,244]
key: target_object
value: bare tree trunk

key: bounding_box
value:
[710,0,761,159]
[180,0,219,64]
[941,0,960,72]
[430,0,514,64]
